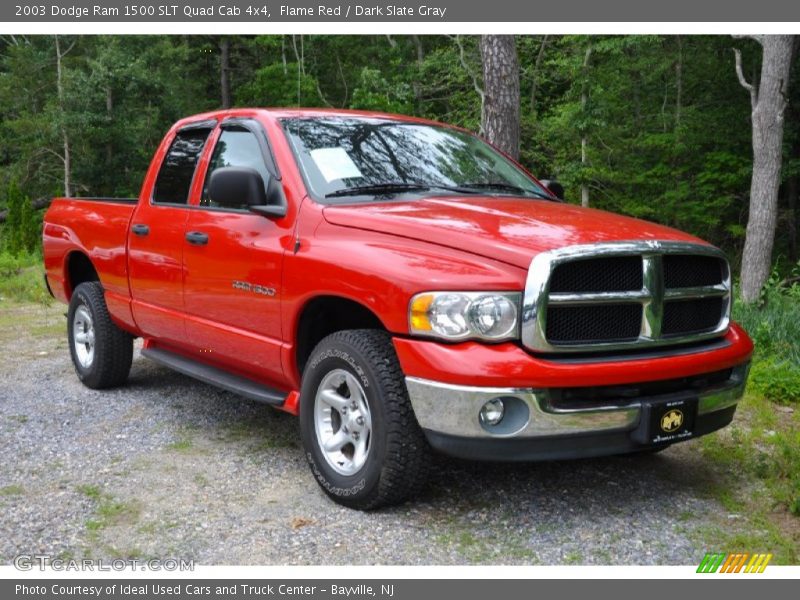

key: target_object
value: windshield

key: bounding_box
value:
[280,117,552,202]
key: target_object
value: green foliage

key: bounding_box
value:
[733,264,800,407]
[749,357,800,404]
[0,251,50,304]
[236,62,319,107]
[700,391,800,532]
[1,181,39,255]
[733,265,800,365]
[350,67,414,113]
[0,251,23,277]
[0,34,799,276]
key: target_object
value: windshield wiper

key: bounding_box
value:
[325,182,482,199]
[460,182,556,200]
[325,183,431,198]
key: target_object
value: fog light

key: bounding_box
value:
[479,398,505,426]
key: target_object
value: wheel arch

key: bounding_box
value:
[293,294,388,379]
[64,251,100,300]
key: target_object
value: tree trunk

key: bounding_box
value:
[580,45,592,208]
[452,35,484,133]
[105,86,113,165]
[735,35,795,302]
[291,35,305,76]
[479,35,520,160]
[529,35,548,114]
[787,175,798,262]
[675,35,683,135]
[55,35,72,198]
[219,37,232,109]
[411,35,425,112]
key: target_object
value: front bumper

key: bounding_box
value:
[405,363,749,460]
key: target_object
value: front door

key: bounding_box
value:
[182,119,290,384]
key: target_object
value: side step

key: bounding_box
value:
[141,347,286,406]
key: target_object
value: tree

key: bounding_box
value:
[479,35,520,160]
[1,180,37,255]
[734,35,796,302]
[1,33,800,277]
[3,181,23,254]
[219,37,232,109]
[579,44,592,207]
[54,35,75,197]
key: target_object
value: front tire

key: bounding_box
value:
[67,282,133,389]
[299,330,429,510]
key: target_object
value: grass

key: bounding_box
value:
[696,391,800,563]
[564,551,584,565]
[0,251,52,305]
[167,437,194,452]
[708,277,800,563]
[0,484,24,496]
[221,417,298,453]
[77,484,102,500]
[431,510,540,564]
[734,288,800,361]
[77,483,141,536]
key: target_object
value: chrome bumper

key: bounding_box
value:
[405,364,748,439]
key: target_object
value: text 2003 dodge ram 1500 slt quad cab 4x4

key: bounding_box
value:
[43,108,753,509]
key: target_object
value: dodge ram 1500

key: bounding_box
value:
[43,108,753,509]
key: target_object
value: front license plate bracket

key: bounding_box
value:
[630,395,698,446]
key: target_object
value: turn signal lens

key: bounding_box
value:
[409,293,434,332]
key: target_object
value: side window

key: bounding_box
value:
[201,126,271,209]
[152,128,212,205]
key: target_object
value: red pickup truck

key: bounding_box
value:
[43,108,753,509]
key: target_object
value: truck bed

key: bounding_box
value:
[43,196,138,308]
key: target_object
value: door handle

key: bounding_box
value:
[185,231,209,245]
[131,224,150,236]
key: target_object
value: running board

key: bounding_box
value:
[141,347,286,406]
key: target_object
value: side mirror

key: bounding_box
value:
[208,167,286,217]
[540,179,565,201]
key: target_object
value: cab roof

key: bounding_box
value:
[172,107,455,131]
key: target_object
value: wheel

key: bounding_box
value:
[67,281,133,389]
[299,329,430,510]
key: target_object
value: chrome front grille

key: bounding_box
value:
[521,241,731,353]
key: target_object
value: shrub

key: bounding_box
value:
[0,251,50,305]
[0,252,24,278]
[1,180,41,256]
[748,357,800,404]
[733,266,800,365]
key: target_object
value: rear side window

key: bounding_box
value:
[152,128,212,205]
[201,126,270,210]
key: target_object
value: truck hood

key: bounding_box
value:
[322,196,709,269]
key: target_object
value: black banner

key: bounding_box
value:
[3,579,798,600]
[4,0,800,23]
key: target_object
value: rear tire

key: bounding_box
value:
[67,282,133,389]
[299,330,430,510]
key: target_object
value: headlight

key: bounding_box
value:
[409,291,521,341]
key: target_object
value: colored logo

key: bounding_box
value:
[697,553,772,573]
[661,409,684,432]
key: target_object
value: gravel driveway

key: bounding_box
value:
[1,303,735,565]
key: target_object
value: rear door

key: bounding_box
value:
[182,118,290,383]
[128,122,214,346]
